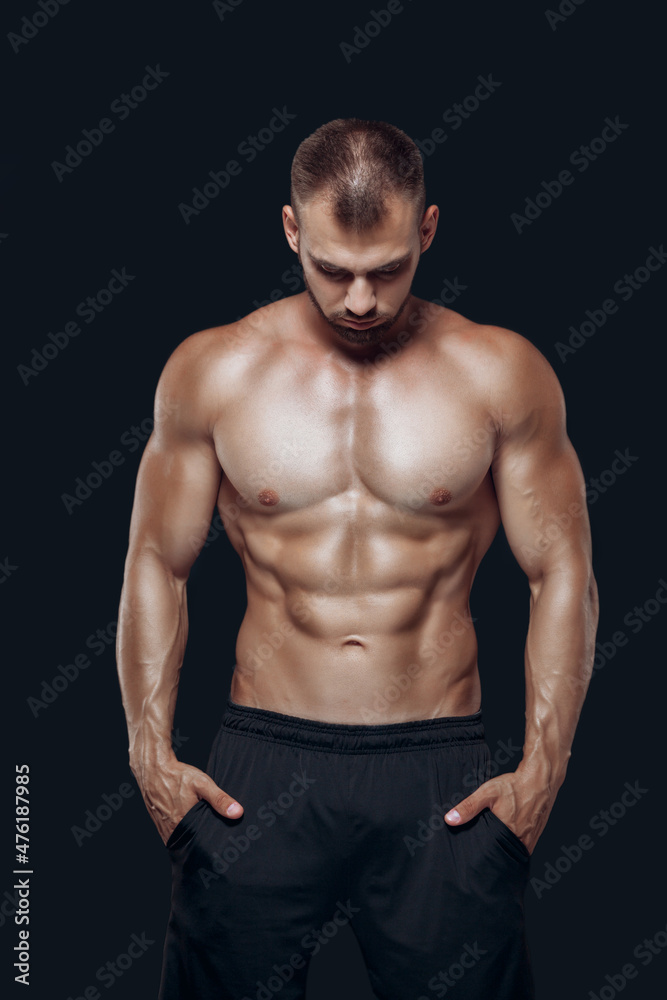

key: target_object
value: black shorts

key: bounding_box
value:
[158,700,534,1000]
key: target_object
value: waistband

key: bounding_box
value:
[221,699,485,754]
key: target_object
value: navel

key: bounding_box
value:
[428,487,453,506]
[257,488,280,506]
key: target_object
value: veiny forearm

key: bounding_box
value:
[519,560,599,793]
[116,548,189,769]
[116,546,243,835]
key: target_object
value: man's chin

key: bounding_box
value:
[302,280,413,348]
[329,320,394,345]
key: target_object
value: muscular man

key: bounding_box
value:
[117,119,598,999]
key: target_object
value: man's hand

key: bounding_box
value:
[443,768,554,855]
[132,755,244,845]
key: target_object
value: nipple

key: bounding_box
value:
[428,487,452,506]
[257,489,280,506]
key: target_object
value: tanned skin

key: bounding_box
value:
[117,192,599,852]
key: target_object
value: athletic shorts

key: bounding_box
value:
[158,699,534,1000]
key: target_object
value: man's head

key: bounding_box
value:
[283,119,438,347]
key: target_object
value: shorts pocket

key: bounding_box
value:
[165,799,208,852]
[484,807,530,862]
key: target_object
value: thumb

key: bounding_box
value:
[201,778,244,819]
[444,788,491,827]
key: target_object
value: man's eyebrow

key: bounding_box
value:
[307,250,412,271]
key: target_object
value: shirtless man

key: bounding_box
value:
[117,119,598,1000]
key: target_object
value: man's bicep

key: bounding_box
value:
[127,433,222,580]
[125,336,224,580]
[494,440,589,576]
[491,379,591,583]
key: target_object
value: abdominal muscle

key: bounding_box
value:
[228,499,497,724]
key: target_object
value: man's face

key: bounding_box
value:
[287,193,430,347]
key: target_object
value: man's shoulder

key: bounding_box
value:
[432,307,560,393]
[433,307,542,363]
[168,296,299,374]
[155,297,303,429]
[152,305,280,436]
[424,307,566,433]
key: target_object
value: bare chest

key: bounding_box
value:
[213,354,498,517]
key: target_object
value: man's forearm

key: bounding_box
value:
[518,562,599,794]
[116,548,188,768]
[116,546,243,835]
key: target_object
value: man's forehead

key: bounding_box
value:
[299,195,417,265]
[300,191,417,232]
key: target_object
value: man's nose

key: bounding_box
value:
[345,278,376,317]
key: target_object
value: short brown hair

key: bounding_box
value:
[291,118,425,230]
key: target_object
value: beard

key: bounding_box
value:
[301,265,412,346]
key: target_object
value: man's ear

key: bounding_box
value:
[419,205,439,254]
[282,205,299,254]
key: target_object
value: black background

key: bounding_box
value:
[3,1,666,997]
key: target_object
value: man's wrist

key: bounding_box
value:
[515,748,570,795]
[128,736,178,773]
